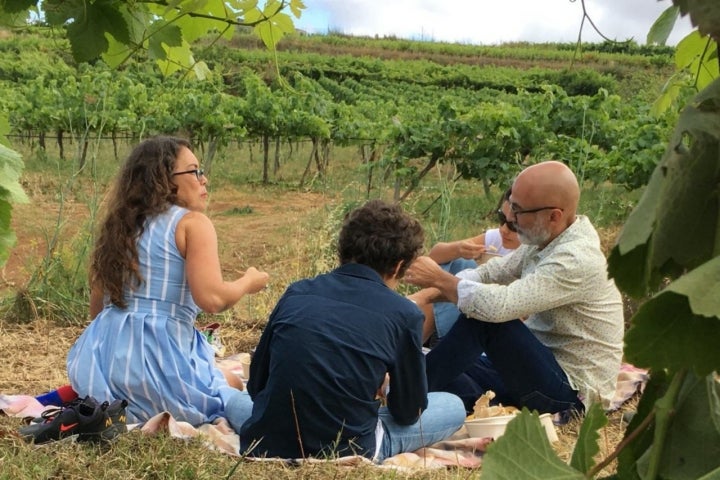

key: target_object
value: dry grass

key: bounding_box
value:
[0,179,637,478]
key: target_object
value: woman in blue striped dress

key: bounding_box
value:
[67,137,269,425]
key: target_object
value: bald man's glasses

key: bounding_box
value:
[510,204,563,217]
[496,210,518,232]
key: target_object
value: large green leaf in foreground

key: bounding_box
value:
[609,77,720,298]
[636,373,720,480]
[624,257,720,375]
[481,409,584,479]
[0,143,29,267]
[673,0,720,41]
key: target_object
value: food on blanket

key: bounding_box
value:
[239,353,252,380]
[382,452,427,468]
[466,390,519,420]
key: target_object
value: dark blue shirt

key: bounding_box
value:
[240,263,428,459]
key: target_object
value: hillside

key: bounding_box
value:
[0,26,679,194]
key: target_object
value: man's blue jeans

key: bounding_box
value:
[426,313,584,415]
[377,391,465,462]
[225,391,465,463]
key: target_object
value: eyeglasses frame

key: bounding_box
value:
[510,205,563,217]
[172,168,205,181]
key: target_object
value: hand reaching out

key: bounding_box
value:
[241,267,270,294]
[404,256,460,304]
[456,240,485,260]
[403,256,445,288]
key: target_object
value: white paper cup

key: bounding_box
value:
[238,352,251,379]
[539,413,559,442]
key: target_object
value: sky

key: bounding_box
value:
[294,0,696,47]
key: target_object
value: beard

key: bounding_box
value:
[517,222,552,247]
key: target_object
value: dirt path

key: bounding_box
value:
[3,188,331,289]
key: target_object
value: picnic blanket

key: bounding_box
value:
[609,363,649,411]
[0,362,648,470]
[0,394,489,469]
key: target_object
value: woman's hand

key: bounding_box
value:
[456,240,486,260]
[240,267,270,294]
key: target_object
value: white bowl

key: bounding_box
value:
[464,414,516,439]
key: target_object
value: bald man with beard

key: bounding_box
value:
[405,161,624,417]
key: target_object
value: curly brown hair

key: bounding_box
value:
[90,136,190,308]
[338,200,424,278]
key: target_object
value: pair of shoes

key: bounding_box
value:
[19,396,128,445]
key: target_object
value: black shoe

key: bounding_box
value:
[19,396,127,444]
[79,398,128,443]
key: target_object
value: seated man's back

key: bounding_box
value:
[240,263,427,458]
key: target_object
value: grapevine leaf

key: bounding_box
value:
[609,77,720,296]
[647,5,679,46]
[624,270,720,376]
[0,144,28,268]
[243,6,262,24]
[173,0,208,13]
[0,144,28,204]
[0,196,16,267]
[675,30,718,87]
[263,0,282,17]
[0,0,36,13]
[0,114,10,146]
[651,71,689,116]
[192,60,211,81]
[668,254,720,317]
[174,0,235,42]
[569,403,607,474]
[63,0,129,62]
[636,373,720,479]
[0,7,27,26]
[672,0,720,43]
[290,0,305,18]
[255,19,281,50]
[481,409,583,479]
[233,0,258,12]
[156,39,194,76]
[102,33,133,69]
[270,11,295,34]
[148,23,183,60]
[120,3,150,45]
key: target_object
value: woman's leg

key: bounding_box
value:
[376,392,465,462]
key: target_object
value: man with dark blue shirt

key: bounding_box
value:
[225,200,465,462]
